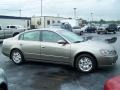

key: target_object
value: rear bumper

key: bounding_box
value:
[1,46,10,57]
[107,29,116,32]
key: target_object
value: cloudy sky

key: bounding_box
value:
[0,0,119,21]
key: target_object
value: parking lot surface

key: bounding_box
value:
[0,32,120,90]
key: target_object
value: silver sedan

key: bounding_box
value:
[2,28,118,73]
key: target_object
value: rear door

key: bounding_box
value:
[19,31,41,60]
[4,26,14,38]
[0,30,5,39]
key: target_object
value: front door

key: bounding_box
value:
[40,30,71,63]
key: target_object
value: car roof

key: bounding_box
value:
[25,28,66,33]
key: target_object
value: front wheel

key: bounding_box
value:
[75,54,96,73]
[97,32,100,34]
[11,49,24,65]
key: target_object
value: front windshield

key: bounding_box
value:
[58,30,84,43]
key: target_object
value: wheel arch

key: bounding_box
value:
[13,32,19,37]
[10,48,23,59]
[73,52,98,68]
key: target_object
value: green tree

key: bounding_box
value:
[99,19,106,24]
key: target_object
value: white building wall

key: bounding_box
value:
[0,18,30,29]
[31,16,68,28]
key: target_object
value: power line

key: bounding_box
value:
[0,9,23,17]
[0,9,22,11]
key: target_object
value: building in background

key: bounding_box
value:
[31,16,69,29]
[0,15,31,29]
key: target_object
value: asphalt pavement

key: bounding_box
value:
[0,32,120,90]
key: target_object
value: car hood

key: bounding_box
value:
[72,40,114,51]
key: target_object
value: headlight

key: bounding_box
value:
[100,49,117,56]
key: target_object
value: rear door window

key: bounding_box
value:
[19,31,40,41]
[10,26,16,29]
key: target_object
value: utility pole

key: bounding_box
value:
[19,9,22,17]
[91,12,93,23]
[57,13,60,17]
[41,0,43,16]
[73,8,77,19]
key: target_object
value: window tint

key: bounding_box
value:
[27,20,30,26]
[19,34,24,40]
[52,20,55,24]
[19,31,40,41]
[57,21,60,23]
[42,31,63,43]
[47,20,50,25]
[10,26,16,28]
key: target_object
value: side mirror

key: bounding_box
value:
[57,40,68,44]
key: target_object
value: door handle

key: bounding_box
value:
[20,43,23,46]
[41,46,45,48]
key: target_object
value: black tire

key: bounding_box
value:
[97,32,100,34]
[104,31,107,34]
[13,33,19,37]
[113,31,116,34]
[75,54,96,73]
[80,31,83,35]
[11,49,24,65]
[0,83,8,90]
[0,87,7,90]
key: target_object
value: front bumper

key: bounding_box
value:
[97,55,118,67]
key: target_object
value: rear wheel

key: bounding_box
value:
[75,54,96,73]
[80,31,83,35]
[11,49,24,64]
[113,31,116,34]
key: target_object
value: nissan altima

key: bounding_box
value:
[2,28,118,73]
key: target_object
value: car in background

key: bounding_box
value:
[49,23,72,32]
[72,26,84,35]
[72,25,88,35]
[60,19,84,35]
[5,25,26,30]
[85,24,97,33]
[0,68,8,90]
[106,24,117,34]
[117,25,120,31]
[97,24,108,34]
[0,25,26,39]
[2,28,118,73]
[104,75,120,90]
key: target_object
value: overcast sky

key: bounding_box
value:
[0,0,119,21]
